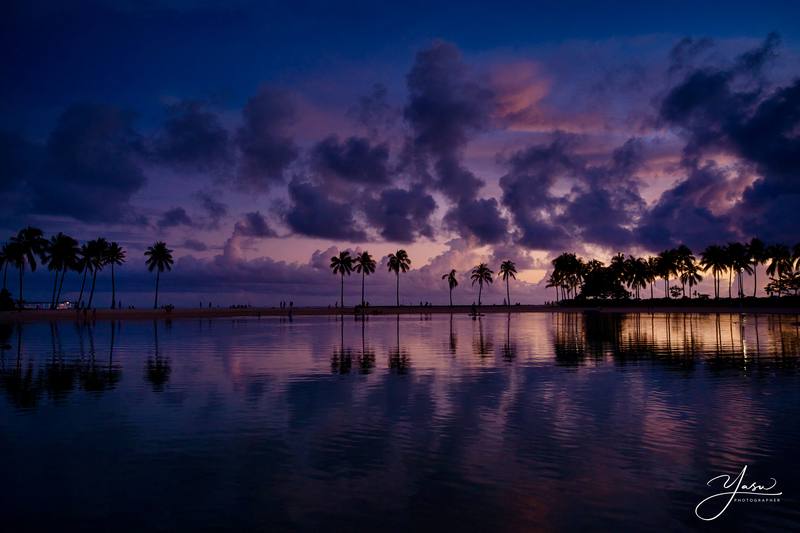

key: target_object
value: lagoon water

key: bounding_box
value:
[1,312,799,531]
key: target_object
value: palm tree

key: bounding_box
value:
[499,260,517,307]
[387,250,411,307]
[353,251,376,307]
[86,238,109,309]
[75,243,92,307]
[645,256,658,299]
[43,233,79,309]
[0,243,9,291]
[726,242,752,299]
[105,242,126,309]
[680,262,703,298]
[700,245,727,299]
[766,244,792,296]
[747,238,767,298]
[442,269,458,307]
[330,251,354,310]
[144,242,174,309]
[674,245,695,297]
[470,263,493,306]
[8,227,47,306]
[656,249,678,298]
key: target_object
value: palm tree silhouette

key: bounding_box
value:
[43,233,79,309]
[0,242,9,291]
[747,238,767,297]
[8,227,47,307]
[766,244,792,294]
[144,242,174,309]
[680,262,703,298]
[470,263,493,306]
[105,242,126,309]
[86,238,109,309]
[499,260,517,307]
[442,269,458,307]
[387,249,411,307]
[353,251,376,307]
[330,250,354,310]
[75,243,92,307]
[700,245,727,299]
[726,242,752,299]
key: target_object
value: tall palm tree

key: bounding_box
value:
[353,251,376,307]
[499,260,517,307]
[674,245,695,297]
[43,233,79,309]
[656,249,678,298]
[680,262,703,298]
[8,226,47,306]
[645,256,658,299]
[75,243,92,307]
[86,238,109,309]
[330,251,354,309]
[387,250,411,307]
[747,238,767,298]
[726,242,752,299]
[700,245,727,299]
[442,269,458,307]
[470,263,494,306]
[105,242,126,309]
[144,242,174,309]
[766,244,792,295]
[0,243,8,291]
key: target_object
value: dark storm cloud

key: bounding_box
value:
[310,135,390,185]
[233,211,277,238]
[236,86,299,191]
[499,135,647,251]
[443,198,508,245]
[657,32,800,243]
[158,207,193,228]
[363,184,436,243]
[153,100,232,172]
[285,179,366,241]
[636,162,737,249]
[31,104,147,223]
[0,131,39,194]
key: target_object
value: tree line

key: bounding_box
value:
[0,226,175,310]
[330,249,519,307]
[546,239,800,301]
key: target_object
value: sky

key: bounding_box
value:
[2,0,800,306]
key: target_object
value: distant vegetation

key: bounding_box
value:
[0,226,172,310]
[546,238,800,302]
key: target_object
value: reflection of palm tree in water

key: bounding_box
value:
[331,318,353,374]
[501,313,516,362]
[449,313,457,355]
[0,324,41,408]
[79,321,115,392]
[358,318,375,374]
[44,321,76,400]
[388,314,410,373]
[146,320,171,391]
[472,317,493,358]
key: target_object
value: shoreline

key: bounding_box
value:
[2,303,800,322]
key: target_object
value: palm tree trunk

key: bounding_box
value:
[506,278,510,307]
[753,262,758,298]
[18,266,24,307]
[78,268,88,306]
[361,271,365,307]
[449,286,453,307]
[650,282,654,299]
[396,272,399,307]
[340,272,344,311]
[728,271,732,299]
[478,282,483,306]
[51,270,59,309]
[153,270,160,309]
[56,268,67,306]
[88,270,98,308]
[111,264,116,309]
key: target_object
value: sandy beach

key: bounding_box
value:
[2,303,800,322]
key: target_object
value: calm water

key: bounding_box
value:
[1,313,799,532]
